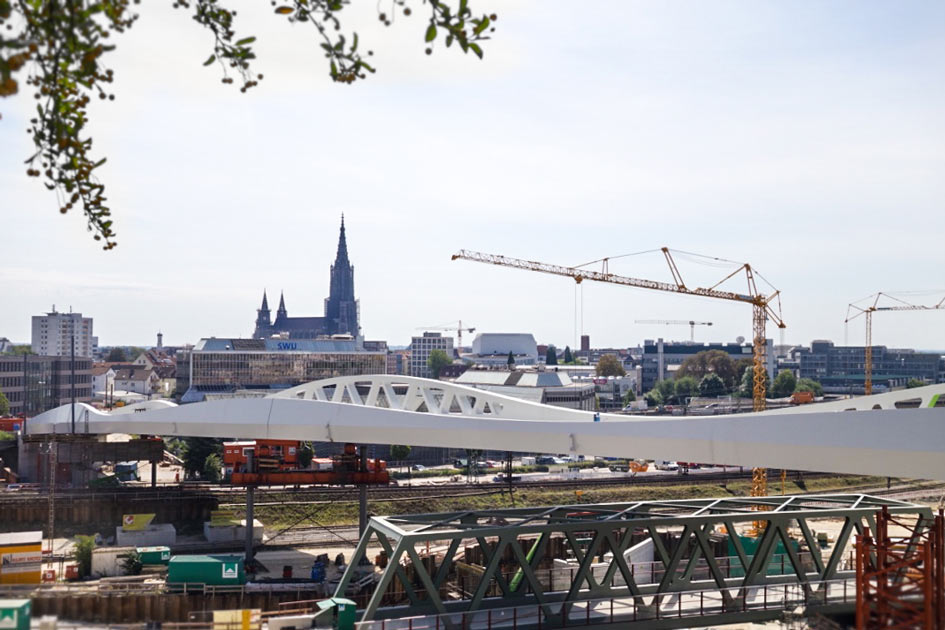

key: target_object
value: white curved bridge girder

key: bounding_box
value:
[26,376,945,481]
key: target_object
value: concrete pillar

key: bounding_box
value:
[151,461,157,488]
[245,485,255,566]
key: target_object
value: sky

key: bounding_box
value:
[1,1,944,350]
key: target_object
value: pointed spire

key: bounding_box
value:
[260,289,269,312]
[277,291,287,315]
[335,214,349,264]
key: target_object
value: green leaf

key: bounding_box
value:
[425,23,437,42]
[203,54,215,66]
[468,42,483,59]
[235,36,256,46]
[473,16,490,35]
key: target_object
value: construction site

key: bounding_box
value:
[0,245,944,630]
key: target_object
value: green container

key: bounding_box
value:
[137,546,171,565]
[167,555,245,586]
[727,535,799,577]
[0,599,31,630]
[316,598,357,630]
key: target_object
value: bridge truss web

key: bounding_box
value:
[337,494,930,625]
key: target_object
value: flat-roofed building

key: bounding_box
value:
[0,355,92,417]
[31,309,94,358]
[184,337,386,402]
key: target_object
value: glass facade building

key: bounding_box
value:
[192,351,386,389]
[187,337,386,396]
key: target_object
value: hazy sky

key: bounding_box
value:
[2,1,943,350]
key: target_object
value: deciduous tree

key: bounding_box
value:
[673,376,699,404]
[427,349,451,379]
[1,0,498,248]
[699,373,726,397]
[771,370,797,398]
[0,390,9,417]
[545,345,558,366]
[794,377,823,397]
[677,350,739,390]
[595,354,626,377]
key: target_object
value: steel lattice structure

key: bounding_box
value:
[335,494,930,623]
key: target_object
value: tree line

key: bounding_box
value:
[643,350,823,406]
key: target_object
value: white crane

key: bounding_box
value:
[635,319,713,342]
[417,320,476,352]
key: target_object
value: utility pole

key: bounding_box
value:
[70,327,76,434]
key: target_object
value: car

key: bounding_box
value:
[411,464,426,472]
[493,474,521,483]
[535,456,557,465]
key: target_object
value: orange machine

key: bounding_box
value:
[223,439,300,475]
[229,443,388,486]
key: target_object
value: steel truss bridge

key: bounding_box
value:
[26,377,945,480]
[340,494,932,628]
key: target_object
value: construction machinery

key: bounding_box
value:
[845,291,945,395]
[417,320,476,351]
[452,247,786,499]
[635,319,713,342]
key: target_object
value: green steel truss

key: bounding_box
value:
[334,494,930,622]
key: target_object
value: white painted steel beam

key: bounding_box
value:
[26,377,945,481]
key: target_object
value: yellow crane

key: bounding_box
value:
[845,292,945,395]
[635,319,713,342]
[452,247,787,499]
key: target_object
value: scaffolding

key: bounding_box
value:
[856,506,945,629]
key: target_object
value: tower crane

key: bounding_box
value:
[845,292,945,395]
[417,321,476,352]
[635,319,713,342]
[452,247,786,500]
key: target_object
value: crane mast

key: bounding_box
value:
[845,292,945,395]
[453,247,787,503]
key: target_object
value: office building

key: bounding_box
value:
[183,337,386,401]
[31,309,94,358]
[0,355,92,417]
[409,333,454,378]
[641,338,775,391]
[794,340,943,393]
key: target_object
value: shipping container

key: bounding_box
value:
[167,555,245,586]
[137,546,171,565]
[0,599,31,630]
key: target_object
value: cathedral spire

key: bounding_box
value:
[260,290,269,312]
[277,291,287,317]
[335,214,349,265]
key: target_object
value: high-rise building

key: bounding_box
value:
[31,309,94,358]
[409,333,454,378]
[253,217,360,340]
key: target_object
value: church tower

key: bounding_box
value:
[325,216,359,336]
[254,290,272,339]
